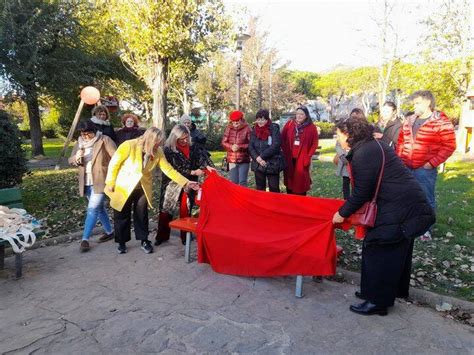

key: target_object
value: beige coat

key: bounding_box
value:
[105,139,189,212]
[69,135,117,196]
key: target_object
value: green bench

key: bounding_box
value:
[0,187,43,278]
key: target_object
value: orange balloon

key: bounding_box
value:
[80,86,101,105]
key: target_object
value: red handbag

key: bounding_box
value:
[348,140,385,228]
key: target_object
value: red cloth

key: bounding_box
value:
[254,120,271,140]
[396,111,456,169]
[196,172,348,277]
[281,119,319,193]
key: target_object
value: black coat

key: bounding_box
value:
[116,127,145,146]
[190,123,206,145]
[249,123,284,174]
[159,143,213,209]
[91,121,117,143]
[380,118,402,149]
[339,138,435,244]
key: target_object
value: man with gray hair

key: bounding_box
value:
[396,90,456,241]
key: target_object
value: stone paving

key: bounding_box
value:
[1,236,473,354]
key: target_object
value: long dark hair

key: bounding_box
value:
[295,106,312,123]
[336,117,374,148]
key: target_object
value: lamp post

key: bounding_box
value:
[235,33,251,110]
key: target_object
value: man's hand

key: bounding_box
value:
[231,144,239,152]
[332,211,344,224]
[423,162,434,169]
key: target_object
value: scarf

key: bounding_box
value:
[255,120,271,141]
[91,116,111,126]
[295,120,311,138]
[78,131,102,150]
[177,142,190,159]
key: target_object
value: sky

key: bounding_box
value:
[223,0,453,73]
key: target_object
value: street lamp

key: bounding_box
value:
[235,33,251,111]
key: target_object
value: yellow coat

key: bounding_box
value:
[105,139,189,212]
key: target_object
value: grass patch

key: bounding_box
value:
[21,139,473,301]
[23,138,74,159]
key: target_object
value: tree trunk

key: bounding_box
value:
[183,86,190,115]
[24,86,44,157]
[151,58,169,130]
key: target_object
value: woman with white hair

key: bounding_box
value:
[105,127,199,254]
[180,114,206,146]
[155,124,214,245]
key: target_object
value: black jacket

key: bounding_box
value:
[159,143,213,209]
[249,123,284,174]
[116,127,145,146]
[190,123,206,145]
[380,118,402,149]
[91,120,117,143]
[339,138,435,244]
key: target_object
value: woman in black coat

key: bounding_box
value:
[90,105,117,143]
[116,113,145,146]
[332,117,435,316]
[249,109,284,193]
[155,124,214,245]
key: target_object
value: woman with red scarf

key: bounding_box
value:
[281,106,319,195]
[249,109,284,192]
[155,124,214,245]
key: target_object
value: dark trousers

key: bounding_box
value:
[255,170,280,193]
[342,176,351,200]
[360,237,414,307]
[114,188,149,244]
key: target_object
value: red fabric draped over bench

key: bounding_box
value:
[196,172,346,277]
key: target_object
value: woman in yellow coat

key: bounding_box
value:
[105,127,199,254]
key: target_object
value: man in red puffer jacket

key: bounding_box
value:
[397,90,456,241]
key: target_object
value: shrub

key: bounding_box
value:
[315,122,335,139]
[0,110,28,188]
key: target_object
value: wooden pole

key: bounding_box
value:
[55,99,85,170]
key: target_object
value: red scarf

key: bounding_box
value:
[177,143,190,158]
[255,120,271,141]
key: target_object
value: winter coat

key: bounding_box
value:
[396,111,456,169]
[221,122,251,163]
[105,139,189,212]
[281,119,319,193]
[159,143,214,210]
[190,123,206,146]
[68,135,117,197]
[339,138,435,244]
[249,122,285,175]
[90,117,117,143]
[380,117,403,149]
[116,127,145,146]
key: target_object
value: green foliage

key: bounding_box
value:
[0,110,28,188]
[283,70,321,98]
[315,122,335,139]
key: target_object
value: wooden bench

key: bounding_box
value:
[168,216,344,298]
[0,187,43,278]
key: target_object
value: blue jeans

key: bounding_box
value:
[229,162,250,187]
[83,185,113,240]
[411,167,437,231]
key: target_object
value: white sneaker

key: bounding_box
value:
[420,231,432,241]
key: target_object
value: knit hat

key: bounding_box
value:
[180,114,192,124]
[229,110,244,122]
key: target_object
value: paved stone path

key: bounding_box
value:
[1,236,473,354]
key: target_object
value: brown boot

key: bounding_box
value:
[155,212,172,246]
[98,232,114,243]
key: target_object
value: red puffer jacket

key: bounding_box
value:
[221,122,251,163]
[396,111,456,169]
